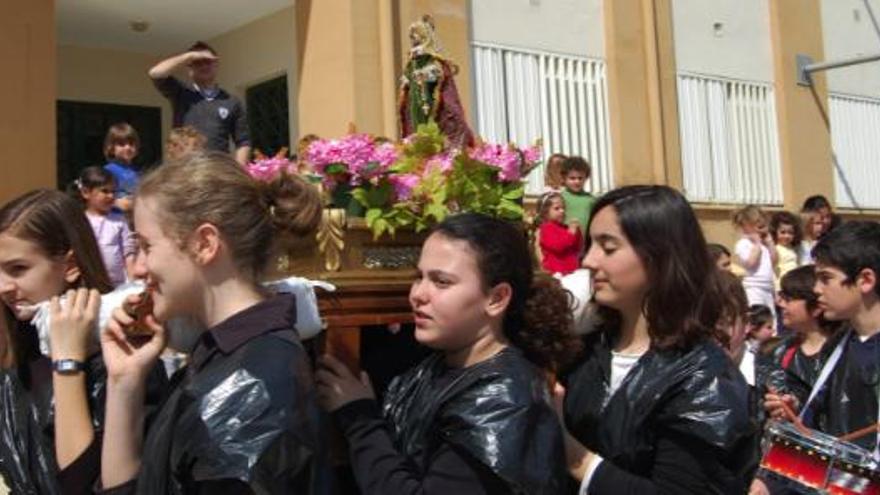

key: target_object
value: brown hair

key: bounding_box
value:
[0,312,12,369]
[716,270,748,349]
[747,305,773,331]
[0,190,114,367]
[544,153,567,189]
[560,155,591,178]
[296,134,321,173]
[590,185,729,351]
[136,152,323,280]
[165,126,207,161]
[535,192,563,225]
[732,204,767,229]
[770,210,803,247]
[801,209,822,241]
[432,213,582,372]
[779,265,840,336]
[103,122,141,160]
[297,134,320,155]
[187,41,217,55]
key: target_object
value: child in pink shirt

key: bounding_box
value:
[70,166,136,286]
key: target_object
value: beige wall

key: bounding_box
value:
[672,0,773,82]
[821,0,880,99]
[208,6,298,146]
[472,0,604,58]
[58,45,172,141]
[698,209,740,250]
[1,1,56,202]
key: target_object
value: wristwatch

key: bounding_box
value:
[52,359,86,375]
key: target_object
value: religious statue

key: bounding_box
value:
[398,15,475,148]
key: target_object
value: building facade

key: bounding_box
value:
[3,0,879,246]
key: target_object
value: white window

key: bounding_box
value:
[829,93,880,210]
[472,42,613,195]
[677,72,783,204]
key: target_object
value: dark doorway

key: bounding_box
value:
[246,75,290,157]
[56,100,161,189]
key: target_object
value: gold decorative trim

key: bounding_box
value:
[316,208,346,271]
[362,245,421,269]
[276,252,290,273]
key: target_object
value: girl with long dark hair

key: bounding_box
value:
[560,185,758,494]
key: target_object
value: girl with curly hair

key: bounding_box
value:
[316,212,580,494]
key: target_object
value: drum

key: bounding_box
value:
[759,420,880,494]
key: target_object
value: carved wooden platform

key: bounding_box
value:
[270,211,426,371]
[316,281,414,372]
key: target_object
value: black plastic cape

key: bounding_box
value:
[0,369,58,494]
[562,331,759,492]
[34,353,167,439]
[0,324,167,493]
[134,327,333,494]
[381,348,568,495]
[804,328,880,452]
[756,332,840,410]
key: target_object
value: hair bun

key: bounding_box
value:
[262,173,323,237]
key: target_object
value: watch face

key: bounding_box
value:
[53,360,85,374]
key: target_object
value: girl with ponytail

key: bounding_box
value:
[70,152,330,493]
[316,212,579,494]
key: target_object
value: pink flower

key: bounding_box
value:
[374,143,399,168]
[468,144,522,182]
[306,135,399,186]
[522,145,542,166]
[245,156,295,182]
[390,173,421,201]
[425,151,455,174]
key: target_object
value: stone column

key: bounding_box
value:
[768,0,834,210]
[296,0,390,137]
[0,0,56,201]
[603,0,682,187]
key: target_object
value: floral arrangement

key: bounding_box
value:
[305,134,399,188]
[305,123,541,239]
[244,148,296,181]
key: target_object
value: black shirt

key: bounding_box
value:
[102,295,331,494]
[153,77,250,152]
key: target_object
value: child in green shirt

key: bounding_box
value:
[560,156,596,236]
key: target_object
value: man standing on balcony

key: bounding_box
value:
[148,41,251,165]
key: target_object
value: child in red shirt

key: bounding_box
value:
[537,192,583,275]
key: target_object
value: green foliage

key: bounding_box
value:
[324,163,347,175]
[394,122,446,171]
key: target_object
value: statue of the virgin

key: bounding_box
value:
[398,15,475,148]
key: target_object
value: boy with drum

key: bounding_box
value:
[766,221,880,454]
